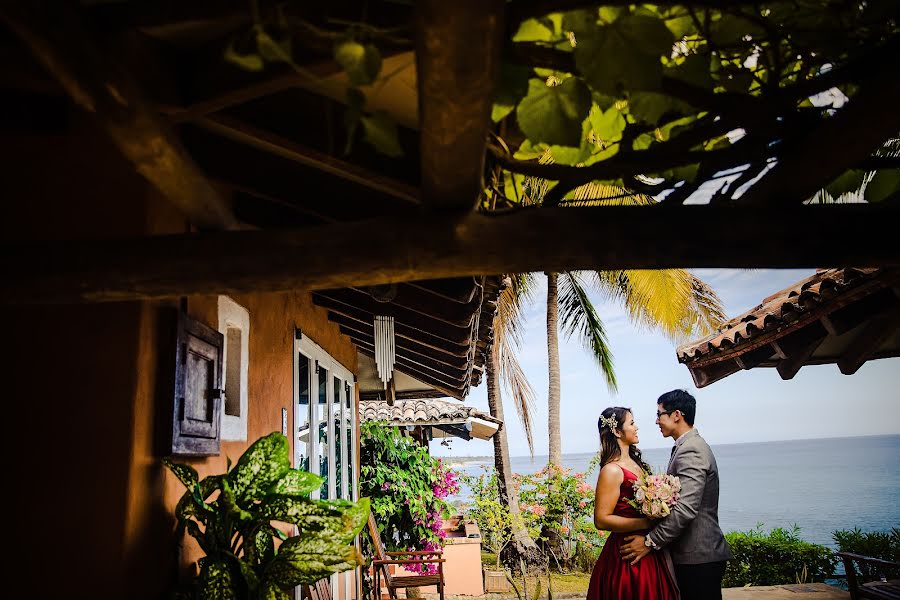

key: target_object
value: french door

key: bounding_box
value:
[293,335,358,599]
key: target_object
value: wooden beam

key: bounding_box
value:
[775,331,827,380]
[0,1,238,231]
[193,114,421,206]
[4,204,900,304]
[357,348,464,399]
[837,309,900,375]
[337,325,468,370]
[415,0,505,210]
[327,312,470,356]
[313,292,473,345]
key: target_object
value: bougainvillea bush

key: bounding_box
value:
[359,422,459,575]
[516,464,606,571]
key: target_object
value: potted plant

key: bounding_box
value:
[164,432,369,599]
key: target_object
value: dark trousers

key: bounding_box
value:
[674,561,727,600]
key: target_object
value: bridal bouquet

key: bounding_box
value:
[629,470,681,518]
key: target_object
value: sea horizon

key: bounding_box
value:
[444,433,900,548]
[437,432,900,463]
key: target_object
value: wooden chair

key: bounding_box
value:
[366,513,445,600]
[838,552,900,600]
[301,578,333,600]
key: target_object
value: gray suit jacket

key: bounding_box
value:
[649,429,732,565]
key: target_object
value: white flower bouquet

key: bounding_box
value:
[628,470,681,518]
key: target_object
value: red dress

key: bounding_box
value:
[587,466,679,600]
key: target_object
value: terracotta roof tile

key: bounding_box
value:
[359,398,501,425]
[677,267,884,363]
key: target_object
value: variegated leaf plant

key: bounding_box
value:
[165,432,369,600]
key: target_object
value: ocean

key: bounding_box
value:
[446,434,900,548]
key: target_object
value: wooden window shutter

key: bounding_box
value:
[171,312,223,456]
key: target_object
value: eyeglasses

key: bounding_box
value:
[656,410,676,418]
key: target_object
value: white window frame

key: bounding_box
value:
[293,335,354,497]
[218,296,250,441]
[293,334,358,600]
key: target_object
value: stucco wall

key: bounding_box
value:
[5,111,357,597]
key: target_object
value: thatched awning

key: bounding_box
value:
[677,268,900,387]
[360,398,502,441]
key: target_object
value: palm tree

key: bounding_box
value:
[520,167,727,467]
[487,274,543,565]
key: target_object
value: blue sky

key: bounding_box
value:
[431,269,900,458]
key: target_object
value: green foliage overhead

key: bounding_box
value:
[723,524,837,587]
[164,432,369,600]
[573,13,675,95]
[517,78,592,147]
[495,2,900,203]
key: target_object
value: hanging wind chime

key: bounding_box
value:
[373,315,396,404]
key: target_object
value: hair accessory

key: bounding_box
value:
[600,413,618,432]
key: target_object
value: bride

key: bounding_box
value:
[587,406,679,599]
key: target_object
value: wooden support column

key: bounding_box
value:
[415,0,505,211]
[4,205,900,304]
[0,1,238,231]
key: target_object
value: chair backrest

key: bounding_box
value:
[367,512,388,562]
[302,578,332,600]
[367,512,397,587]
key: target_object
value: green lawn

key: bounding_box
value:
[480,552,592,593]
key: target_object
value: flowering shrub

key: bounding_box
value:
[359,422,459,575]
[517,464,606,570]
[462,469,521,568]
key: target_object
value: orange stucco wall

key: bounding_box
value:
[6,111,357,597]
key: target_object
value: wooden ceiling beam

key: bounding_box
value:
[352,338,468,380]
[357,348,464,400]
[193,114,421,206]
[315,290,474,343]
[337,325,468,370]
[315,295,471,347]
[326,312,470,356]
[4,205,900,305]
[774,323,829,380]
[415,0,505,211]
[0,1,238,231]
[837,309,900,375]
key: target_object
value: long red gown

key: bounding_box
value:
[586,466,680,600]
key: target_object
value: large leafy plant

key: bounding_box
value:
[164,432,369,600]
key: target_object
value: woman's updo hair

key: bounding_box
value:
[598,406,650,473]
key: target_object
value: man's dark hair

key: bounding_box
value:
[657,389,696,426]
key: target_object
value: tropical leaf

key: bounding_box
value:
[264,534,363,587]
[267,469,324,497]
[558,271,617,391]
[198,558,240,600]
[517,77,592,147]
[228,432,291,505]
[163,458,199,490]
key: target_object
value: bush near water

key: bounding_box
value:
[724,524,837,587]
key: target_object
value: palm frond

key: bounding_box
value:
[684,274,727,336]
[592,270,725,342]
[493,274,538,455]
[557,271,617,392]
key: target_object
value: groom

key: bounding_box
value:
[620,389,732,599]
